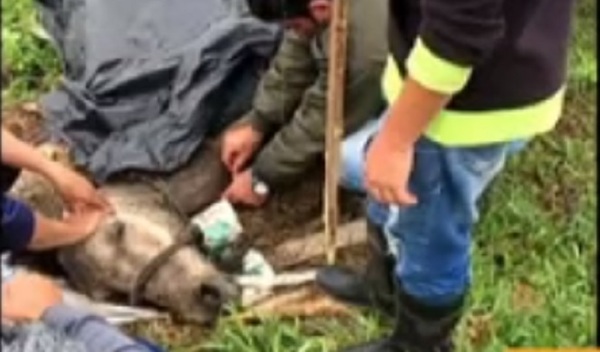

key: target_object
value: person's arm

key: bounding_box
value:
[42,304,153,352]
[1,195,102,252]
[2,127,111,212]
[251,32,387,187]
[1,128,60,182]
[28,212,100,250]
[241,29,319,135]
[366,0,506,205]
[2,273,153,352]
[1,196,35,252]
[384,0,506,147]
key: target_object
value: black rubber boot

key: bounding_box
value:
[342,286,465,352]
[316,220,396,315]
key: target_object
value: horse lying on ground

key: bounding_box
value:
[8,142,240,326]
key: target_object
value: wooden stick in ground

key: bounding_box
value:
[324,0,349,264]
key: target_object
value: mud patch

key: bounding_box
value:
[556,89,596,139]
[1,101,48,145]
[511,281,544,313]
[236,167,366,271]
[465,312,495,349]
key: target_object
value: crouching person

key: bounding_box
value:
[318,0,577,351]
[1,128,163,352]
[220,0,387,207]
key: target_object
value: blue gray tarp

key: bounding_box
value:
[36,0,280,182]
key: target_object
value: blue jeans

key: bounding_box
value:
[340,114,528,306]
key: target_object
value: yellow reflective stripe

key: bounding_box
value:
[407,38,473,95]
[381,57,566,145]
[425,87,566,145]
[382,55,402,104]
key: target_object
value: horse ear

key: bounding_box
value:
[104,219,126,244]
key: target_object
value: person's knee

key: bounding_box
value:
[397,251,470,306]
[382,195,472,306]
[368,138,514,308]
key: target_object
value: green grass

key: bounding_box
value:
[1,0,61,103]
[570,0,597,89]
[2,0,596,351]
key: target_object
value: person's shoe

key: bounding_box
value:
[341,287,464,352]
[316,220,395,315]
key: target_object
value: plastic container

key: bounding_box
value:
[190,200,243,258]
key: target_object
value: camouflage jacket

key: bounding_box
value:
[243,0,388,188]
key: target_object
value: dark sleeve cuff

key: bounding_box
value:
[406,38,473,94]
[250,160,277,190]
[1,195,36,252]
[243,110,278,136]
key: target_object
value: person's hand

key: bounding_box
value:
[222,169,267,207]
[47,164,112,213]
[61,206,108,241]
[2,273,62,322]
[221,123,263,173]
[28,207,108,250]
[365,130,418,206]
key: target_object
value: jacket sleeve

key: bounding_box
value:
[406,0,506,95]
[1,195,35,252]
[243,30,319,135]
[252,51,386,187]
[42,304,154,352]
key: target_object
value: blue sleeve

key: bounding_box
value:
[1,194,36,252]
[41,304,160,352]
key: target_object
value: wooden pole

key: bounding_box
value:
[324,0,349,264]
